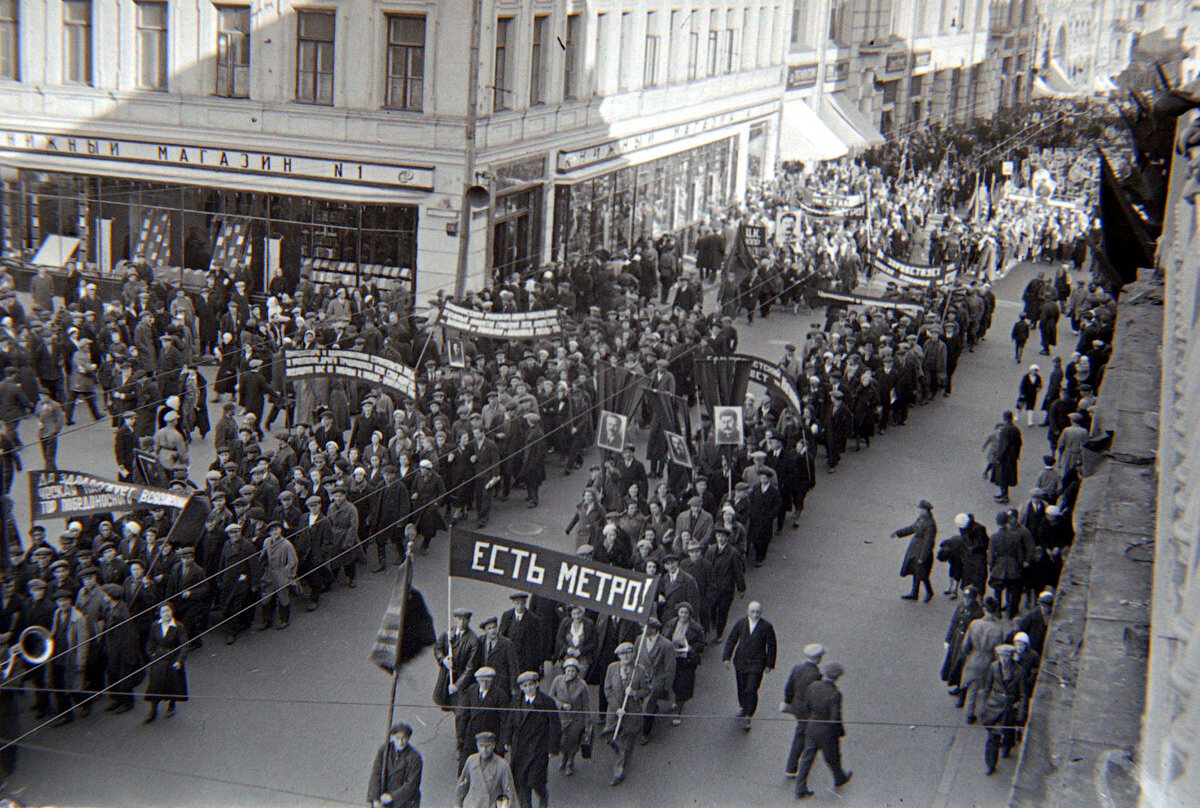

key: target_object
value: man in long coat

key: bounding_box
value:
[603,642,649,786]
[499,593,544,676]
[516,412,547,507]
[891,500,937,602]
[504,670,561,808]
[455,667,509,772]
[782,642,825,777]
[991,411,1022,504]
[434,608,481,708]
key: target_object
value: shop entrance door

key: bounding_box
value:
[491,186,541,282]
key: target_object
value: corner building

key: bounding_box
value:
[0,0,786,303]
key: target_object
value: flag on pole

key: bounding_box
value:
[370,556,436,675]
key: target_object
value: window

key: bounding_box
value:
[296,10,334,104]
[385,15,424,111]
[215,5,250,98]
[62,0,92,85]
[618,12,633,90]
[644,11,659,87]
[791,0,809,46]
[530,15,548,104]
[136,2,168,90]
[707,19,719,77]
[828,0,841,43]
[494,16,512,109]
[594,12,607,95]
[688,13,700,80]
[563,13,580,99]
[0,0,16,80]
[725,26,736,73]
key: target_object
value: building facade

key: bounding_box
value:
[778,0,1001,167]
[986,0,1038,110]
[0,0,786,303]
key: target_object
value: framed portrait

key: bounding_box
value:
[713,405,745,446]
[446,337,466,368]
[665,430,692,468]
[596,410,628,453]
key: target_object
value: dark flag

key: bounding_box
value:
[1099,150,1158,287]
[370,557,436,675]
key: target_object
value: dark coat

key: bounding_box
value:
[366,742,422,808]
[554,616,598,666]
[992,422,1023,488]
[454,682,509,754]
[504,690,562,792]
[782,659,823,718]
[103,600,145,690]
[475,634,522,695]
[722,616,777,672]
[144,620,189,703]
[801,679,844,745]
[499,608,544,674]
[433,629,480,707]
[896,512,937,578]
[988,527,1026,585]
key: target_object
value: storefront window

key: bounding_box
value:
[551,136,735,261]
[2,171,418,298]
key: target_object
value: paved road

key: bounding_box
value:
[4,262,1056,808]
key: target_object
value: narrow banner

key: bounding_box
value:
[798,201,866,219]
[810,191,865,208]
[286,348,419,401]
[817,290,926,315]
[30,470,191,521]
[872,251,948,281]
[449,528,659,622]
[440,301,562,339]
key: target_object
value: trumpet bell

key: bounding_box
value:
[18,625,53,665]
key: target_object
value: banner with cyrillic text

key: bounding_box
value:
[449,528,659,623]
[285,348,419,401]
[873,251,949,281]
[817,290,926,315]
[29,470,191,521]
[441,301,562,339]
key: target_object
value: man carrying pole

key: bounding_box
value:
[602,640,650,787]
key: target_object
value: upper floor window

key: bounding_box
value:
[0,0,17,80]
[136,2,169,90]
[530,15,548,104]
[494,16,513,110]
[215,4,250,98]
[296,10,335,105]
[62,0,92,85]
[563,13,581,99]
[385,14,425,111]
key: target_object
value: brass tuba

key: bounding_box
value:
[1,626,53,678]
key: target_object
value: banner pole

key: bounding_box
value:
[384,540,416,739]
[447,569,457,700]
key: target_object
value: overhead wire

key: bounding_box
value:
[2,253,850,755]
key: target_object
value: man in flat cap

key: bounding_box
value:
[217,522,260,645]
[603,641,649,786]
[782,642,826,777]
[980,644,1026,776]
[505,670,560,808]
[434,608,480,710]
[455,667,509,772]
[478,615,521,696]
[892,499,938,602]
[255,521,297,631]
[795,662,852,798]
[367,722,423,808]
[454,731,516,808]
[500,593,545,678]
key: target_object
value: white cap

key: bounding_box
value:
[954,513,970,529]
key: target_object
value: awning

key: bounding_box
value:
[779,98,847,164]
[1045,59,1082,95]
[1033,76,1072,98]
[31,235,80,268]
[820,94,885,151]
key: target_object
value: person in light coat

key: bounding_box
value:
[959,596,1007,725]
[548,657,592,776]
[454,732,517,808]
[255,521,298,630]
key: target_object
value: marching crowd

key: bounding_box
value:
[0,116,1120,805]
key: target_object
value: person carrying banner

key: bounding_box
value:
[602,641,649,787]
[367,722,423,808]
